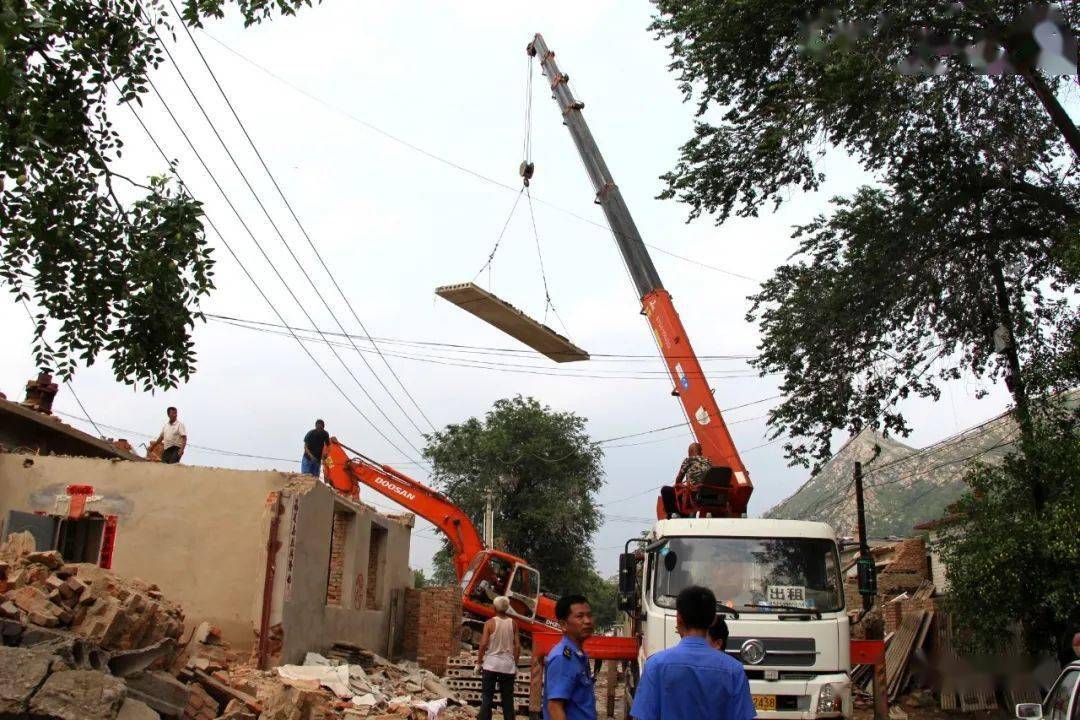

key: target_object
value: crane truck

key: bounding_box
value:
[526,34,858,719]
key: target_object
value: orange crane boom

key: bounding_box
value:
[527,33,752,517]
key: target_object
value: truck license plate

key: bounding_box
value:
[752,695,777,712]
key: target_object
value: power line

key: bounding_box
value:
[162,0,437,435]
[197,31,761,284]
[120,82,426,467]
[207,316,771,382]
[18,301,106,439]
[203,312,759,362]
[137,5,430,459]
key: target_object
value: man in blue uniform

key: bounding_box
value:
[543,594,596,720]
[630,586,754,720]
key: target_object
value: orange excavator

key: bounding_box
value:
[322,438,561,640]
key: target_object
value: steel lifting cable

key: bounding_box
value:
[520,55,569,332]
[472,187,525,286]
[472,56,537,288]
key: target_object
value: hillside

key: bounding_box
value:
[763,411,1020,537]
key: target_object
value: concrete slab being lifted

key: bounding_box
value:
[435,282,589,363]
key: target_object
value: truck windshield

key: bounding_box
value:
[653,536,843,613]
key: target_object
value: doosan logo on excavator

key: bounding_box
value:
[373,477,416,501]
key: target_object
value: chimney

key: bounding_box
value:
[24,373,59,414]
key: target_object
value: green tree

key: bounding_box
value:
[0,0,309,390]
[651,2,1079,471]
[423,396,605,596]
[577,571,619,631]
[940,404,1080,665]
[412,568,429,589]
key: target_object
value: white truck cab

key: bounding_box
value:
[622,518,852,720]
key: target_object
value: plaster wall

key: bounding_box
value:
[275,483,413,664]
[0,453,290,650]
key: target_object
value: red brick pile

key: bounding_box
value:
[0,536,184,651]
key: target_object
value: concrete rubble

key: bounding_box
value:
[0,532,478,720]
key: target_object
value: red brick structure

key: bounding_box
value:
[877,537,929,597]
[403,587,462,675]
[326,510,350,606]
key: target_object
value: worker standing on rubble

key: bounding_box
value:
[660,443,711,519]
[630,586,753,720]
[155,406,187,464]
[543,594,596,720]
[302,420,330,477]
[477,596,521,720]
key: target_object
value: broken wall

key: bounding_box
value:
[0,453,289,651]
[267,482,414,666]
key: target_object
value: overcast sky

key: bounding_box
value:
[0,0,1014,578]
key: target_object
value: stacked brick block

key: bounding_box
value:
[326,511,350,607]
[403,587,462,675]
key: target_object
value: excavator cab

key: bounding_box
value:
[460,550,541,620]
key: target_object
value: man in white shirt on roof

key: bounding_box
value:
[155,406,187,464]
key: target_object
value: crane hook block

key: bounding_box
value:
[519,161,535,186]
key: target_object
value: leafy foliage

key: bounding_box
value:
[940,404,1080,664]
[411,568,429,589]
[423,396,605,597]
[0,0,308,389]
[651,1,1079,467]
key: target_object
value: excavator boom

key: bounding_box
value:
[323,438,484,579]
[527,33,752,515]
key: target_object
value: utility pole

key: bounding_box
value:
[483,488,495,548]
[854,461,887,720]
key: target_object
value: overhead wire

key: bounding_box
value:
[163,0,437,434]
[119,82,427,468]
[134,5,430,463]
[19,301,106,439]
[203,312,759,362]
[206,315,772,381]
[196,31,761,285]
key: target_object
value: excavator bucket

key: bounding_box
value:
[435,282,589,363]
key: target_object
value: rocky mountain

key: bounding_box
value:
[763,409,1021,538]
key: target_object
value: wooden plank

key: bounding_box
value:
[436,283,589,363]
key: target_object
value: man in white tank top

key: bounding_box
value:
[478,596,521,720]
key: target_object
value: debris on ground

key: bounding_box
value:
[0,531,476,720]
[0,531,185,652]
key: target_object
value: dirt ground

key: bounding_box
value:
[853,695,1011,720]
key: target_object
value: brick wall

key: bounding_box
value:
[883,600,904,636]
[883,537,928,577]
[403,587,462,675]
[326,510,350,607]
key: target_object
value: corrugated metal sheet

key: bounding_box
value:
[435,283,589,363]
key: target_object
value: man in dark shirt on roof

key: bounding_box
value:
[302,420,329,477]
[630,585,754,720]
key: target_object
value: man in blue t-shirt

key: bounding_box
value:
[543,594,597,720]
[302,420,329,477]
[630,585,755,720]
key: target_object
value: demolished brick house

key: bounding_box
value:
[0,451,416,667]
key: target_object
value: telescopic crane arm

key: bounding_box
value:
[323,438,484,579]
[527,34,752,515]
